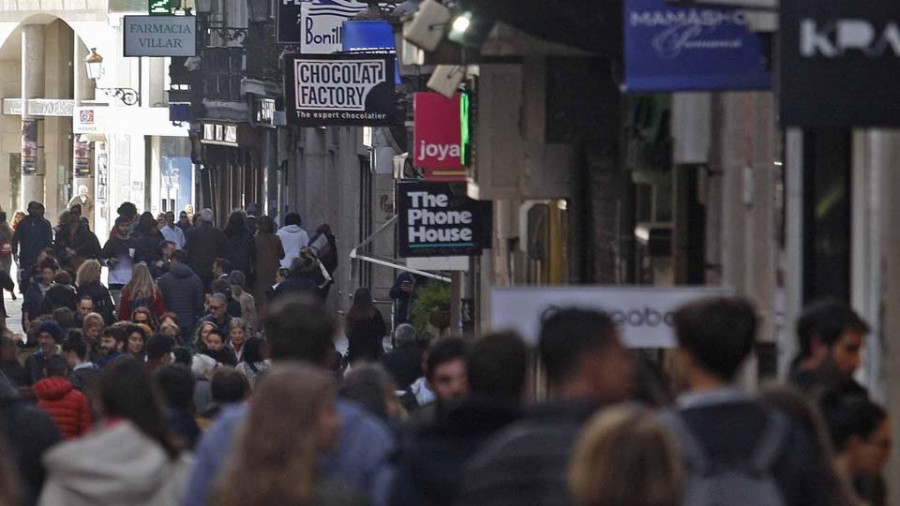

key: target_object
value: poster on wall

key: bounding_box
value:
[21,118,38,174]
[74,141,93,177]
[283,53,396,126]
[397,181,491,258]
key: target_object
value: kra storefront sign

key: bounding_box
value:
[780,0,900,126]
[414,93,466,182]
[283,53,395,126]
[398,181,491,258]
[124,16,197,57]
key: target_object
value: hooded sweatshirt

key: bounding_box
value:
[39,421,192,506]
[33,377,92,439]
[276,224,309,269]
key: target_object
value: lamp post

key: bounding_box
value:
[83,48,141,106]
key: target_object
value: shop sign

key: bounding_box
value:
[414,92,463,165]
[201,123,239,146]
[149,0,175,15]
[74,107,101,134]
[780,0,900,126]
[283,53,396,126]
[623,0,771,91]
[278,0,366,48]
[124,15,197,57]
[74,141,93,177]
[3,99,75,117]
[21,118,38,175]
[397,181,491,257]
[491,286,735,347]
[253,97,276,127]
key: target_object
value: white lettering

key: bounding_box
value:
[801,19,900,58]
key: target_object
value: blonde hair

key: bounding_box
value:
[569,405,682,506]
[82,312,105,331]
[76,259,102,287]
[213,363,335,506]
[123,263,159,300]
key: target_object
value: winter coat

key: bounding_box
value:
[12,215,53,268]
[225,228,255,276]
[67,366,102,397]
[25,351,57,386]
[271,270,319,301]
[39,420,192,506]
[54,225,100,270]
[389,273,417,326]
[276,224,309,269]
[0,373,61,506]
[39,283,78,316]
[77,282,116,325]
[253,232,284,309]
[100,233,135,286]
[158,263,205,336]
[132,230,164,267]
[185,223,226,279]
[381,344,424,390]
[22,282,49,325]
[346,312,387,362]
[118,288,165,321]
[33,377,92,439]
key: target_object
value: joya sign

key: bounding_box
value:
[398,181,490,257]
[124,16,197,57]
[414,93,463,167]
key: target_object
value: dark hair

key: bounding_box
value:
[154,364,195,412]
[228,271,245,288]
[102,323,128,345]
[78,293,94,304]
[257,215,276,235]
[172,346,193,366]
[39,258,59,272]
[264,295,337,365]
[159,240,175,253]
[338,364,395,420]
[62,337,88,360]
[101,359,178,458]
[211,369,251,404]
[468,332,528,401]
[210,279,231,297]
[316,223,332,236]
[45,355,68,377]
[136,212,157,235]
[117,202,137,218]
[425,337,468,381]
[539,308,620,385]
[171,249,188,264]
[346,287,378,323]
[796,300,870,359]
[224,211,246,238]
[125,324,148,344]
[205,328,227,346]
[114,216,130,227]
[147,334,176,361]
[674,297,757,381]
[213,257,231,273]
[53,271,71,285]
[242,337,266,364]
[820,391,888,452]
[284,212,302,227]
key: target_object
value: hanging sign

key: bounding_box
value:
[21,118,38,175]
[398,181,491,257]
[414,92,466,182]
[278,0,367,48]
[623,0,771,92]
[74,141,93,177]
[149,0,175,15]
[780,0,900,126]
[283,53,396,126]
[123,15,197,57]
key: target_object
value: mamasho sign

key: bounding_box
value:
[283,53,395,126]
[398,181,491,258]
[124,16,197,57]
[780,0,900,126]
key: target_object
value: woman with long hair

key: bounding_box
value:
[224,211,255,281]
[345,287,386,363]
[75,259,116,325]
[193,321,218,350]
[39,359,189,505]
[213,364,352,506]
[253,215,284,318]
[118,263,165,321]
[131,306,158,332]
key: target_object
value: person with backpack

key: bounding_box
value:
[661,296,831,506]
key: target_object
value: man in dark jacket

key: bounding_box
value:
[25,321,64,386]
[185,208,226,291]
[381,324,423,391]
[389,272,416,328]
[39,271,78,316]
[158,249,205,340]
[272,254,320,301]
[12,201,53,291]
[54,205,100,272]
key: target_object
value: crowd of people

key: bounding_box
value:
[0,200,893,506]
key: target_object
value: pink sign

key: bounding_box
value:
[414,92,463,170]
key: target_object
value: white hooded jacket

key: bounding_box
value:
[39,421,192,506]
[276,224,310,269]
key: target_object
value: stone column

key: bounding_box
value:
[72,37,95,229]
[20,25,44,208]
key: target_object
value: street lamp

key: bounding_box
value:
[83,48,140,106]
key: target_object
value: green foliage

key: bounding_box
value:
[411,281,452,340]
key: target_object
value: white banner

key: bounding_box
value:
[300,0,367,54]
[490,285,735,348]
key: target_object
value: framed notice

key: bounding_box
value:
[123,16,197,57]
[283,53,396,126]
[397,181,491,258]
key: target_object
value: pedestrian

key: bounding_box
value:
[227,318,249,361]
[151,240,176,279]
[96,324,127,369]
[192,321,217,351]
[309,223,337,299]
[158,249,205,340]
[568,405,683,506]
[276,212,309,269]
[129,306,157,331]
[228,271,257,336]
[154,363,201,451]
[38,271,78,316]
[125,324,149,361]
[118,263,165,321]
[185,208,226,290]
[54,206,100,275]
[10,210,25,231]
[145,334,176,374]
[272,254,320,301]
[39,359,190,506]
[346,287,387,363]
[74,259,115,326]
[12,201,53,291]
[199,293,233,332]
[25,321,64,385]
[408,337,469,412]
[132,212,164,267]
[381,323,424,391]
[459,309,633,506]
[211,278,241,317]
[199,327,237,366]
[177,210,193,234]
[389,273,416,328]
[33,355,93,439]
[252,215,283,318]
[211,257,231,282]
[199,369,250,424]
[339,363,403,423]
[66,185,94,222]
[114,202,138,236]
[0,335,28,388]
[659,296,831,506]
[61,337,102,399]
[0,211,14,275]
[0,265,15,330]
[101,216,135,307]
[224,211,255,279]
[211,364,356,506]
[235,336,270,387]
[22,260,57,333]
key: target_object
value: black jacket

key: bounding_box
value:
[12,216,53,268]
[225,228,255,276]
[381,345,424,390]
[54,225,100,267]
[132,230,164,267]
[389,273,416,326]
[39,283,78,315]
[185,223,226,279]
[272,271,320,301]
[158,263,205,336]
[77,282,116,325]
[346,312,387,362]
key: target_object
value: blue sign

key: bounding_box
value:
[623,0,771,92]
[342,20,402,85]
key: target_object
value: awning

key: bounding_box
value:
[349,216,452,283]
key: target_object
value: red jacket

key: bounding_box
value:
[34,377,93,439]
[117,289,165,322]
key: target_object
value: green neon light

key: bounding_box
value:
[460,92,470,166]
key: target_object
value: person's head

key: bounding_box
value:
[127,263,157,298]
[315,223,332,236]
[125,324,147,357]
[347,287,377,321]
[52,271,71,286]
[425,338,469,402]
[467,332,528,403]
[159,240,176,259]
[165,211,175,226]
[62,337,89,369]
[45,355,68,378]
[212,258,230,278]
[224,211,246,237]
[135,212,156,235]
[275,268,290,284]
[208,293,227,321]
[117,202,137,221]
[256,215,276,235]
[12,210,25,226]
[265,295,337,367]
[820,392,891,478]
[170,249,188,266]
[131,307,156,329]
[211,369,251,405]
[539,308,632,401]
[241,337,268,365]
[100,324,127,356]
[159,313,178,329]
[673,297,757,385]
[78,185,88,198]
[156,213,166,229]
[205,328,227,352]
[284,212,302,227]
[101,358,177,458]
[393,324,417,348]
[194,322,217,348]
[179,211,188,223]
[397,273,415,294]
[154,364,195,412]
[569,405,683,506]
[114,216,130,237]
[228,271,245,296]
[39,259,59,285]
[200,208,214,224]
[796,300,869,376]
[76,259,102,288]
[69,204,82,223]
[213,363,339,505]
[228,318,248,349]
[81,313,104,342]
[53,307,77,331]
[37,321,63,355]
[147,334,176,364]
[27,201,44,219]
[339,364,402,421]
[172,347,193,367]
